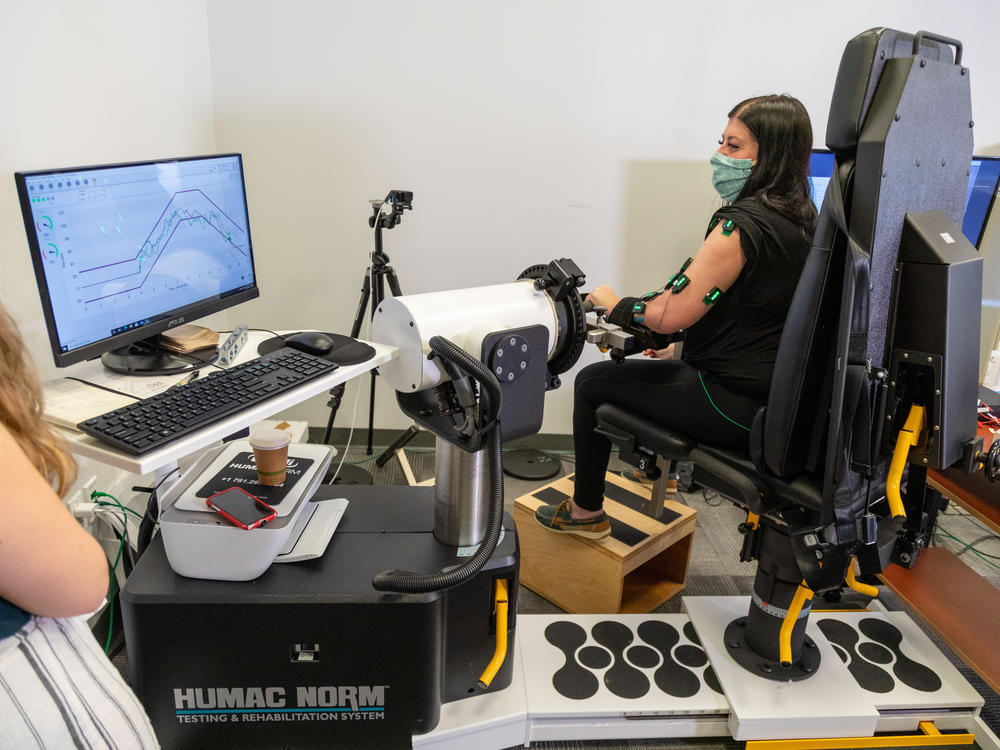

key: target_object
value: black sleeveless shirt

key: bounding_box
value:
[681,197,812,402]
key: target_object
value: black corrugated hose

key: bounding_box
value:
[370,335,504,593]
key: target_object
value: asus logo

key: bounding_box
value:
[167,316,185,327]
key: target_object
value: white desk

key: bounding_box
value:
[56,333,396,476]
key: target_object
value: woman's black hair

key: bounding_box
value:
[730,94,817,238]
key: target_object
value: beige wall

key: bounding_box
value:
[205,0,1000,433]
[4,1,1000,438]
[0,1,219,383]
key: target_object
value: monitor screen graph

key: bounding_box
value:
[16,154,258,372]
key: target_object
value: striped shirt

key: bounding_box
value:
[0,614,158,749]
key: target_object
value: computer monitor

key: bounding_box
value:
[15,153,258,375]
[808,149,1000,249]
[963,155,1000,248]
[808,150,836,214]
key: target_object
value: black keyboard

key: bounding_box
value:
[78,348,339,455]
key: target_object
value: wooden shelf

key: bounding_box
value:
[927,467,1000,536]
[879,546,1000,695]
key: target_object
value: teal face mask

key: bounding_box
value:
[710,151,754,202]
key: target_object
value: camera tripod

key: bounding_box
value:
[322,192,412,469]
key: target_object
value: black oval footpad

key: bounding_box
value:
[545,621,599,700]
[817,619,895,693]
[636,620,701,698]
[675,644,709,668]
[626,645,660,669]
[544,618,720,701]
[858,618,942,692]
[683,621,702,646]
[593,621,649,699]
[579,645,613,670]
[857,641,893,665]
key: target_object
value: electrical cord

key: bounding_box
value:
[89,491,137,575]
[63,377,140,401]
[323,200,389,481]
[934,526,1000,572]
[701,488,722,506]
[249,328,287,342]
[104,531,126,654]
[83,489,131,654]
[935,523,1000,559]
[371,336,505,593]
[136,467,180,558]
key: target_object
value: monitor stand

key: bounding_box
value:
[100,335,218,376]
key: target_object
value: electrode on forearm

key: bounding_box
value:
[666,258,693,289]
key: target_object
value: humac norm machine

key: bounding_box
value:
[120,259,589,749]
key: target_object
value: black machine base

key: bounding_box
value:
[502,447,562,480]
[724,616,821,682]
[325,463,374,485]
[121,485,518,750]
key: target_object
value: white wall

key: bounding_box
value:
[205,0,1000,434]
[0,0,219,382]
[4,2,1000,440]
[0,1,218,501]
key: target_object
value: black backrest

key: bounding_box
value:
[755,29,972,485]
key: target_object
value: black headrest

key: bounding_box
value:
[825,28,955,156]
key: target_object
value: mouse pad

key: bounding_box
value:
[257,332,375,365]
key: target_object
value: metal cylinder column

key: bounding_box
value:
[433,438,490,547]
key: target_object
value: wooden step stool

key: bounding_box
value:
[513,472,696,614]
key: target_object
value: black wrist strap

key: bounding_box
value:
[607,297,641,327]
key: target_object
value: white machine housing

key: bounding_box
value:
[157,441,335,581]
[373,279,559,392]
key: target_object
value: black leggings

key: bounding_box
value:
[572,358,761,511]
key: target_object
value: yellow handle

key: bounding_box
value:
[886,404,926,520]
[845,558,879,598]
[477,579,509,689]
[779,582,814,668]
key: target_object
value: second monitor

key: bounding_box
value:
[808,149,1000,249]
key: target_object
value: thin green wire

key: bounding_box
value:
[935,527,1000,572]
[90,490,131,653]
[698,371,750,431]
[105,535,125,654]
[90,491,143,519]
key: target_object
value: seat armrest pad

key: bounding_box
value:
[594,404,695,459]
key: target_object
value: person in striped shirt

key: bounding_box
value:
[0,301,158,749]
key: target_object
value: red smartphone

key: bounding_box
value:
[205,487,277,530]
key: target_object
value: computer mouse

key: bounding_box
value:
[284,331,335,356]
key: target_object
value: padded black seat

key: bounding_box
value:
[596,403,824,514]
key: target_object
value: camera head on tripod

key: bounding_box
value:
[370,189,413,230]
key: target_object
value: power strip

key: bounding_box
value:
[218,324,249,366]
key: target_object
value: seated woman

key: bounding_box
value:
[0,302,159,747]
[536,94,818,539]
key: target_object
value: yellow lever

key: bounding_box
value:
[886,404,925,520]
[779,582,814,668]
[477,578,509,690]
[845,558,879,598]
